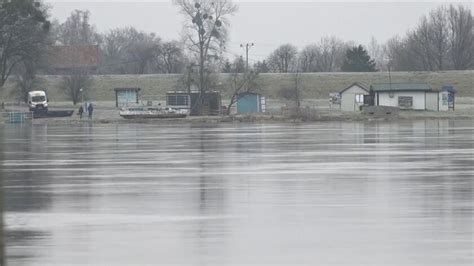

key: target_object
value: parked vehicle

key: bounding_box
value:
[26,90,74,118]
[28,91,48,112]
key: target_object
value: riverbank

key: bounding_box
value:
[24,110,474,125]
[2,98,473,125]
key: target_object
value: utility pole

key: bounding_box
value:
[384,57,392,90]
[388,62,392,91]
[240,43,254,72]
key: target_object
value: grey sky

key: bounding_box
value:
[48,1,472,62]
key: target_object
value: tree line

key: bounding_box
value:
[2,2,473,78]
[258,5,473,73]
[387,5,474,71]
[48,9,186,75]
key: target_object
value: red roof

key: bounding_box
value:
[48,45,99,70]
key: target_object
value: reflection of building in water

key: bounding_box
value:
[191,125,233,264]
[3,125,52,212]
[1,125,57,263]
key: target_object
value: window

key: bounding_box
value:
[32,96,46,102]
[167,95,189,106]
[355,94,365,104]
[398,96,413,108]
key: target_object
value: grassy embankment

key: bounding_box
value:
[1,70,473,103]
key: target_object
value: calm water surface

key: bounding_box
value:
[0,120,473,265]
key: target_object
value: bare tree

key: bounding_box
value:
[100,28,130,74]
[367,36,388,71]
[12,60,44,102]
[156,41,186,73]
[406,8,450,71]
[279,71,302,118]
[0,0,50,87]
[298,44,319,72]
[174,0,237,115]
[429,7,450,70]
[59,70,93,105]
[298,37,347,73]
[386,35,427,71]
[127,31,161,74]
[267,44,298,73]
[316,36,347,72]
[448,5,474,70]
[231,56,245,73]
[386,4,472,71]
[253,60,269,73]
[100,27,163,74]
[410,17,437,71]
[56,10,101,45]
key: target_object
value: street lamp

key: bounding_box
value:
[79,88,84,104]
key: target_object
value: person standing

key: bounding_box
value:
[78,105,84,119]
[88,103,94,119]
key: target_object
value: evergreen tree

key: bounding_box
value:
[341,45,377,72]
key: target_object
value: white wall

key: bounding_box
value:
[425,92,439,111]
[377,91,426,110]
[340,85,368,112]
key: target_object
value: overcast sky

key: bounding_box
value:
[48,1,472,62]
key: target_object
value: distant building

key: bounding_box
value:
[236,92,266,114]
[440,86,456,111]
[339,82,369,112]
[371,83,448,111]
[166,90,222,116]
[48,45,99,74]
[114,88,141,107]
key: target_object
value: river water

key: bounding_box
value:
[0,120,473,265]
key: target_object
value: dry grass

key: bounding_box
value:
[0,71,473,102]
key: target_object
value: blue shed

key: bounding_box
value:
[236,92,265,114]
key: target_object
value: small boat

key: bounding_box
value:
[33,110,74,119]
[119,107,188,119]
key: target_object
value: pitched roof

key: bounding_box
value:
[48,45,99,70]
[114,88,141,92]
[371,83,432,92]
[339,82,369,94]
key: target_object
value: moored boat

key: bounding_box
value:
[119,107,187,119]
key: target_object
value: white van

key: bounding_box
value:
[28,90,48,112]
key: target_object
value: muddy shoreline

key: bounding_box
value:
[3,99,473,125]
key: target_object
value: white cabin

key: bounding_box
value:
[339,83,369,112]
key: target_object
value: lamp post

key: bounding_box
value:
[79,88,84,104]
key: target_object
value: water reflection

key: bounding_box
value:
[1,121,473,265]
[0,125,4,266]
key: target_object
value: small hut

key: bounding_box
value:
[236,92,266,114]
[166,90,222,116]
[339,83,369,112]
[114,88,141,107]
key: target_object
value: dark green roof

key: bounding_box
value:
[371,83,432,92]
